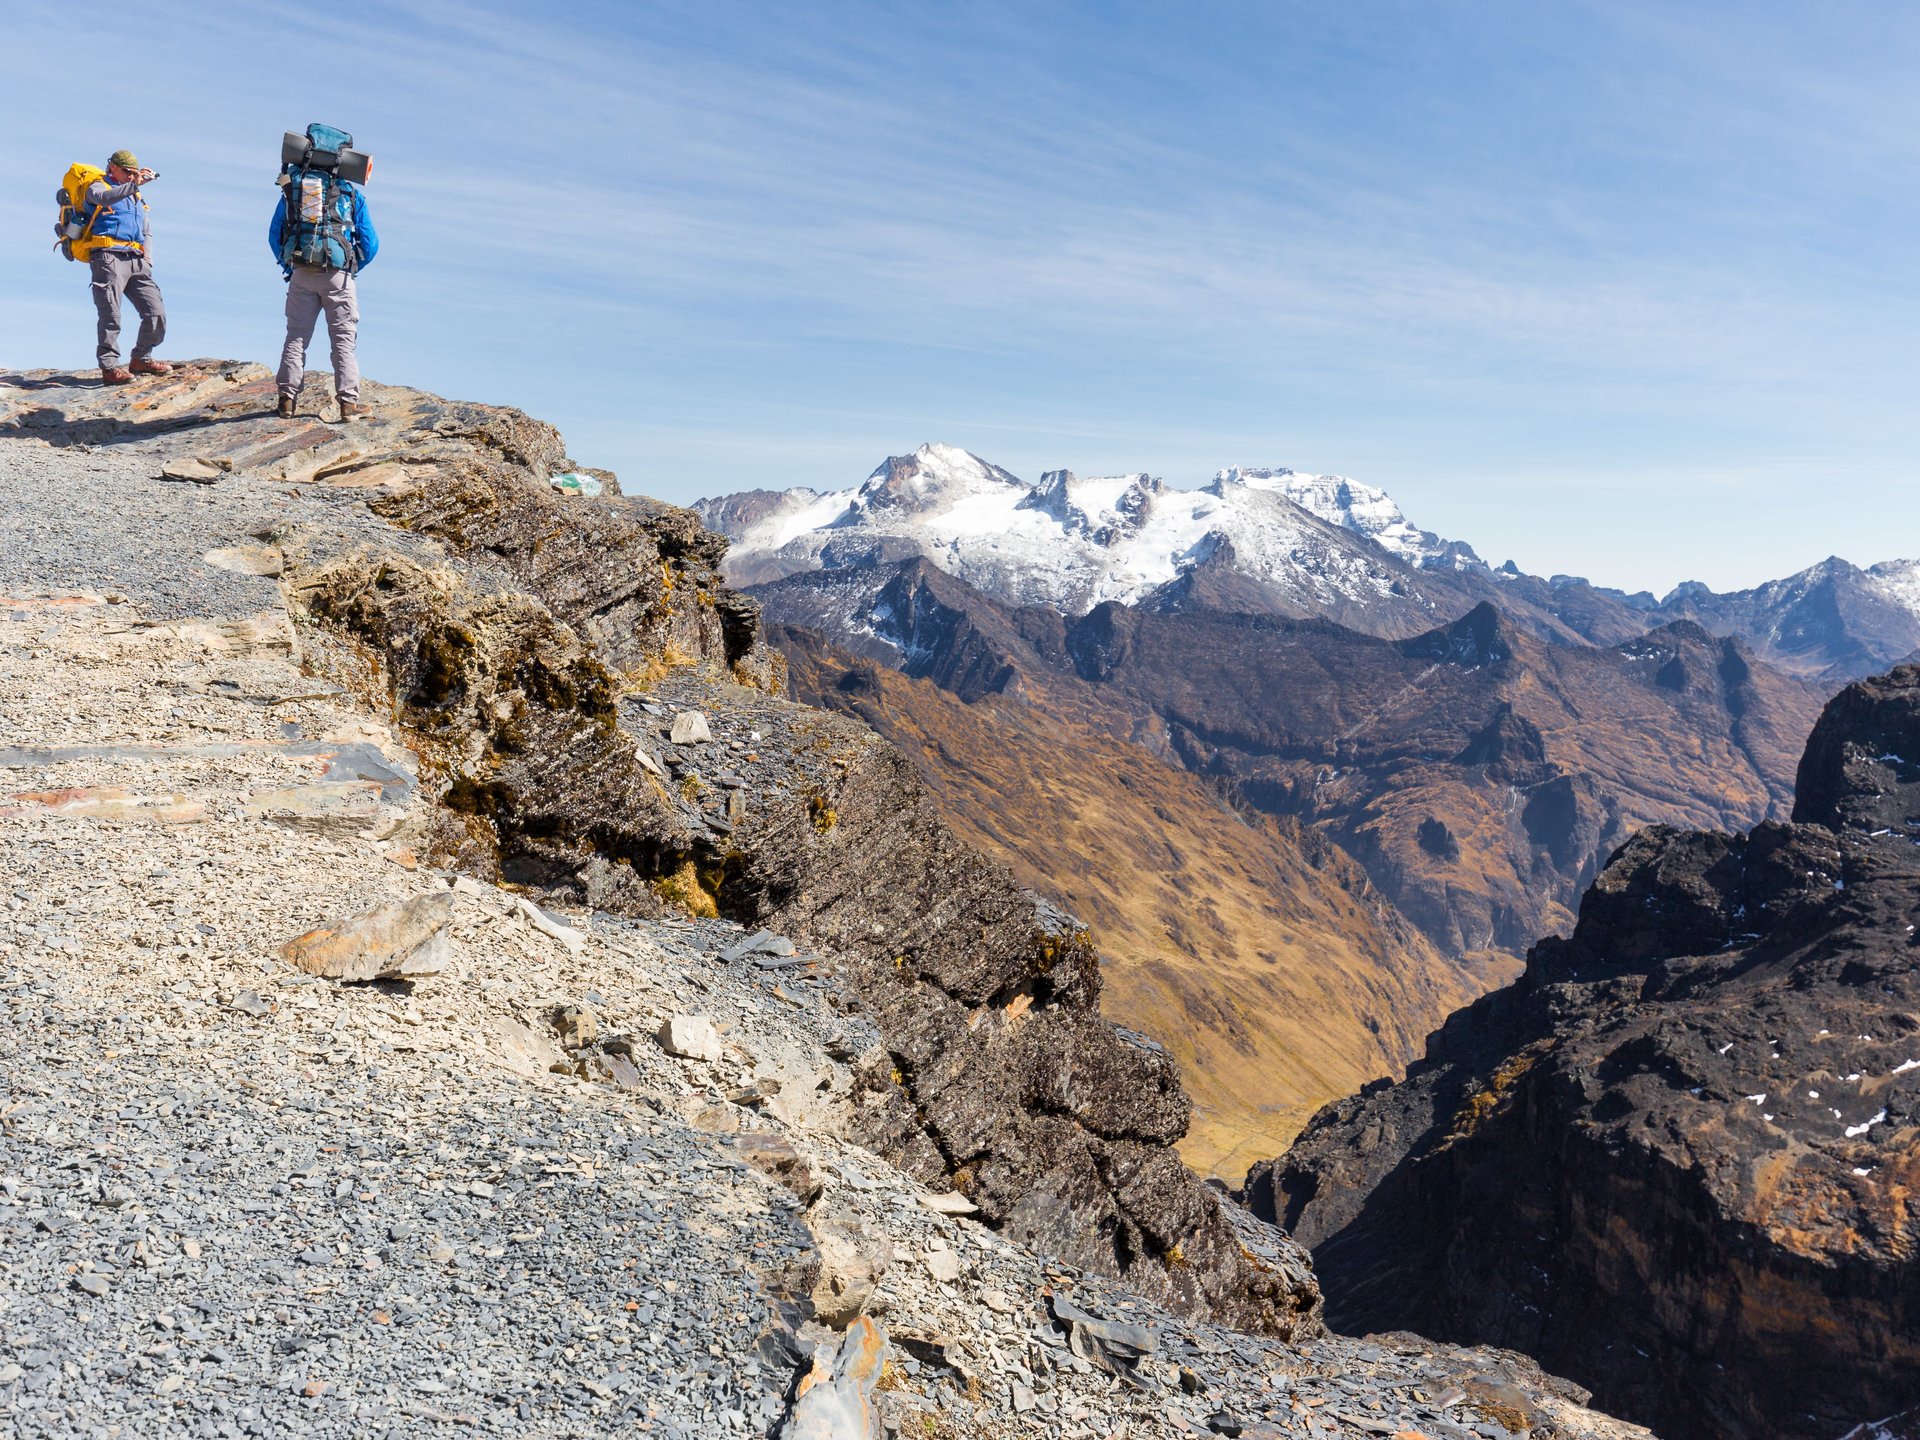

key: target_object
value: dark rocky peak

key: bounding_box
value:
[867,560,1020,702]
[1398,601,1514,669]
[1793,663,1920,833]
[1136,535,1301,618]
[1659,578,1713,606]
[1608,619,1721,693]
[1419,536,1487,572]
[747,556,1039,705]
[1452,702,1549,778]
[1017,468,1078,522]
[1259,660,1920,1439]
[1641,617,1714,647]
[1527,820,1845,986]
[1065,600,1141,683]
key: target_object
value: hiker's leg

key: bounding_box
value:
[90,252,129,369]
[124,257,167,361]
[320,271,360,403]
[277,271,322,398]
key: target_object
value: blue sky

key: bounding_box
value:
[5,2,1918,593]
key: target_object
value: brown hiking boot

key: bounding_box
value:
[336,400,372,421]
[276,395,297,419]
[128,357,173,376]
[100,367,133,386]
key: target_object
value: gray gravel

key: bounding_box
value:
[0,997,813,1438]
[2,443,290,622]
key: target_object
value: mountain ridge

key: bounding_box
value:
[699,442,1920,683]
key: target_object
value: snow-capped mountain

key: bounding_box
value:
[1652,556,1920,683]
[697,444,1920,678]
[1217,468,1483,573]
[698,443,1468,633]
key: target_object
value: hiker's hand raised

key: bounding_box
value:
[136,169,157,185]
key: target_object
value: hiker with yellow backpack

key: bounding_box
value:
[53,150,170,385]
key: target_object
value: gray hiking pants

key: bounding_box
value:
[277,267,359,403]
[89,249,166,368]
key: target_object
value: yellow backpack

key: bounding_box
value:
[53,163,142,262]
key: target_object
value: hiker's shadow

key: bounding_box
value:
[3,405,265,448]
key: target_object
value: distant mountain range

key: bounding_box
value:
[698,443,1920,684]
[693,448,1864,1175]
[752,555,1824,961]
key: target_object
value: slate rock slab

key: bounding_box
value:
[280,891,453,981]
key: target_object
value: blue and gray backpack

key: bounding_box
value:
[278,123,368,273]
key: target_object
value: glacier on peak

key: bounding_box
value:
[1213,467,1484,573]
[696,443,1476,621]
[851,443,1027,518]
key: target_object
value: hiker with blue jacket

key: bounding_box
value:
[269,160,378,420]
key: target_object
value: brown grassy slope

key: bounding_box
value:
[780,629,1503,1181]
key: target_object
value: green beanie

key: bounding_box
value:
[108,149,139,170]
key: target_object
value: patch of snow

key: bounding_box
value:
[1228,469,1474,570]
[1863,557,1920,615]
[766,489,858,548]
[1844,1109,1888,1139]
[1893,1058,1920,1075]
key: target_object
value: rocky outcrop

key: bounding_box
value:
[1251,665,1920,1440]
[1,361,1315,1338]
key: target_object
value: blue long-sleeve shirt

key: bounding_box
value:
[84,180,151,247]
[268,182,378,273]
